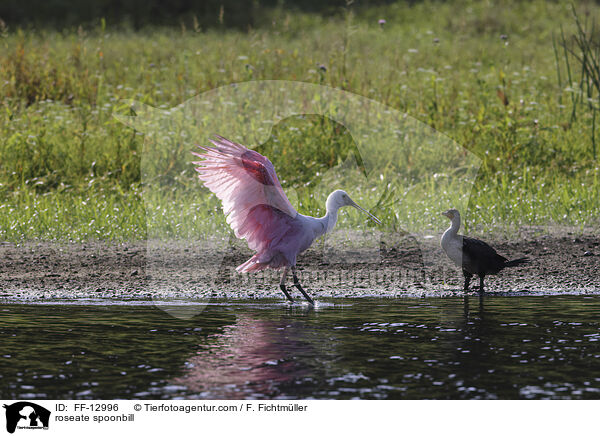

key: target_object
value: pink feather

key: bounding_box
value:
[193,136,301,272]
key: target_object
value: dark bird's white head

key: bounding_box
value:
[442,208,460,220]
[327,190,381,224]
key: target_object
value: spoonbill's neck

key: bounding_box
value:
[313,194,342,237]
[322,203,340,234]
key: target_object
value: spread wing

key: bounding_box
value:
[193,135,298,254]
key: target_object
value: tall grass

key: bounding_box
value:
[555,5,600,161]
[0,0,598,241]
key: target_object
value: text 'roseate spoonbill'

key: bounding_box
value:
[193,135,381,304]
[441,209,529,293]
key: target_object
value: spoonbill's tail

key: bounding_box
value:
[236,255,266,273]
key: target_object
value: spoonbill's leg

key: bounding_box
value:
[291,266,314,305]
[462,270,473,291]
[279,267,294,302]
[478,275,485,294]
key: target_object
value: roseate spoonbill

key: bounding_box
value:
[441,209,529,293]
[193,135,381,304]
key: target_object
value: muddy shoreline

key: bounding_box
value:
[0,231,598,302]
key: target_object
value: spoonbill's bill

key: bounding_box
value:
[441,209,529,293]
[193,135,381,304]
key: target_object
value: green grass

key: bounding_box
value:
[0,0,599,241]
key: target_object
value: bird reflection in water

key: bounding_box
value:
[170,314,310,399]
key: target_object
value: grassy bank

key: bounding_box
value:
[0,0,599,241]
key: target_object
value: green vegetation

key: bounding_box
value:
[0,0,599,241]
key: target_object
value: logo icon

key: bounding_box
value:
[3,402,50,434]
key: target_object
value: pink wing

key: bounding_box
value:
[193,135,298,257]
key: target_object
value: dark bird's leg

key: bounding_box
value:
[478,275,485,294]
[462,270,473,291]
[279,268,294,303]
[292,266,314,305]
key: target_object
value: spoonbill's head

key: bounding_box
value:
[442,208,460,220]
[328,190,381,224]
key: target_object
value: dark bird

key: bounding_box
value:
[441,209,529,292]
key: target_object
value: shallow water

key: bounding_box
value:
[1,296,600,399]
